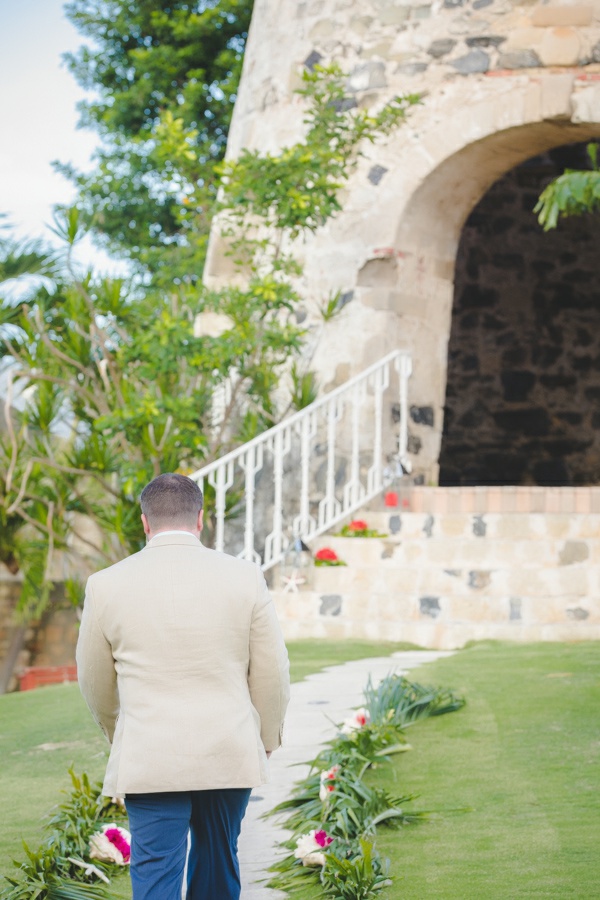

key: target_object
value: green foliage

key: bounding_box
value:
[60,0,253,277]
[1,770,125,900]
[2,64,419,618]
[321,840,392,899]
[363,673,466,729]
[1,844,107,900]
[290,363,318,411]
[336,522,388,538]
[45,769,126,859]
[535,142,600,230]
[267,673,464,898]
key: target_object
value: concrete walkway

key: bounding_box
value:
[238,650,455,899]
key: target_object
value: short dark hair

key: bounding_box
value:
[140,473,204,530]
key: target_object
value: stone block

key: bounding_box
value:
[530,4,593,27]
[450,49,490,75]
[571,84,600,124]
[348,61,387,92]
[428,38,457,58]
[558,539,589,565]
[538,27,581,66]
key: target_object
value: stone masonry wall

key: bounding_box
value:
[209,0,600,482]
[440,141,600,485]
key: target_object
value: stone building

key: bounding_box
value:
[205,0,600,488]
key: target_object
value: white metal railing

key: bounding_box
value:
[190,350,412,570]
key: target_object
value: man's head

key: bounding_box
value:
[140,473,204,538]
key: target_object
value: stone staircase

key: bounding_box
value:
[271,487,600,649]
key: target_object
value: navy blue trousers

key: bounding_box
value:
[126,789,252,900]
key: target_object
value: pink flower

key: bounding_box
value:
[314,830,333,848]
[294,829,333,866]
[105,827,131,862]
[89,824,131,865]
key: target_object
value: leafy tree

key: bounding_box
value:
[2,66,419,618]
[535,142,600,230]
[0,222,59,608]
[59,0,254,280]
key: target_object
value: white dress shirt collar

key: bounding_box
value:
[147,529,200,541]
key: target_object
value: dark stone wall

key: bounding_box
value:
[440,142,600,487]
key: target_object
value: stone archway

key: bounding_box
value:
[391,115,600,483]
[438,141,600,486]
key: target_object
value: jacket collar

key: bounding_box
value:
[144,531,203,549]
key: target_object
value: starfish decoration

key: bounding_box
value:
[281,570,307,593]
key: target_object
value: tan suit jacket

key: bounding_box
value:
[76,531,290,797]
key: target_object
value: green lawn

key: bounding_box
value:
[368,642,600,899]
[0,639,410,896]
[2,641,598,898]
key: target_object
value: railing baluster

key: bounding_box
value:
[318,399,342,529]
[367,362,390,495]
[207,460,235,553]
[239,445,263,564]
[264,427,292,566]
[293,411,317,539]
[343,381,367,511]
[192,350,411,570]
[396,353,413,472]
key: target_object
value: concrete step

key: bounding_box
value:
[327,511,600,540]
[272,588,600,648]
[307,535,600,570]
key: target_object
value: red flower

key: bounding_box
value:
[385,492,398,507]
[315,547,338,561]
[348,520,368,531]
[356,712,367,726]
[314,829,333,848]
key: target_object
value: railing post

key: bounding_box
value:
[318,399,343,529]
[343,380,367,511]
[396,353,413,472]
[367,362,390,494]
[264,426,292,567]
[239,444,263,564]
[293,411,317,539]
[192,350,410,570]
[207,461,235,553]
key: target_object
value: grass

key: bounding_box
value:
[2,641,597,898]
[367,641,600,899]
[0,639,409,896]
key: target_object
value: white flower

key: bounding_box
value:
[319,764,340,802]
[294,829,332,867]
[340,707,369,734]
[89,824,131,865]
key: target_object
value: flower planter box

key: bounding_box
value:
[19,665,78,691]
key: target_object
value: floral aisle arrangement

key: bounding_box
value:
[268,673,465,899]
[1,769,129,900]
[314,547,347,566]
[336,519,388,538]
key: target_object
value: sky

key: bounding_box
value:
[0,0,122,271]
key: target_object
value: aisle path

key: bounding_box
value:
[238,649,455,899]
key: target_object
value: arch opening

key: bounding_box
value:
[439,141,600,487]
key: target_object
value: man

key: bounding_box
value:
[76,473,290,900]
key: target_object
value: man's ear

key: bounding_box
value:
[141,513,151,536]
[198,509,204,533]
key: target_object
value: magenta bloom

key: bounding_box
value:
[314,829,333,848]
[105,827,131,862]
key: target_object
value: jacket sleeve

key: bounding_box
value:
[76,576,119,744]
[248,568,290,752]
